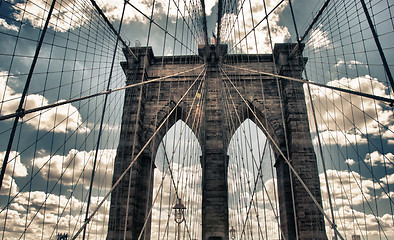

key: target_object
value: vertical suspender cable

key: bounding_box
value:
[156,0,171,237]
[287,1,338,239]
[359,0,394,93]
[261,0,299,237]
[123,0,157,237]
[81,1,127,239]
[0,0,57,191]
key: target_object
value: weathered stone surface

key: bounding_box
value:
[107,43,327,240]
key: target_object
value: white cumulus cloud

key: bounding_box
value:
[380,173,394,185]
[221,0,290,54]
[335,59,367,69]
[34,149,116,190]
[0,71,89,133]
[0,191,110,239]
[306,75,394,146]
[13,0,88,32]
[364,151,394,169]
[0,18,19,31]
[0,151,28,196]
[345,158,356,166]
[12,0,207,32]
[313,130,368,147]
[320,169,377,206]
[307,25,331,50]
[319,169,394,238]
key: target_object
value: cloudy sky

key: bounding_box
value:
[0,0,393,239]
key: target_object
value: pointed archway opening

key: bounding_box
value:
[151,120,202,240]
[227,118,281,239]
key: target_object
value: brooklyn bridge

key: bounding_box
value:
[0,0,393,239]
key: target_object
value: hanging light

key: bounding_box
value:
[173,198,186,224]
[229,226,236,240]
[173,198,186,240]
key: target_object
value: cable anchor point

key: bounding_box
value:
[16,108,26,118]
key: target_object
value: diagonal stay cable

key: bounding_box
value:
[359,0,394,94]
[222,0,285,57]
[0,94,109,217]
[221,0,255,47]
[221,70,285,239]
[315,122,386,239]
[239,139,286,240]
[237,139,268,239]
[82,1,127,239]
[313,104,390,238]
[0,0,57,192]
[13,106,112,239]
[219,65,345,240]
[0,64,205,121]
[70,65,206,240]
[0,67,123,107]
[222,60,267,236]
[222,63,394,105]
[289,0,332,57]
[288,0,338,236]
[125,0,202,58]
[170,0,199,45]
[137,77,205,240]
[308,86,394,204]
[89,0,137,60]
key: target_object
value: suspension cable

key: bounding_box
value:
[220,65,345,240]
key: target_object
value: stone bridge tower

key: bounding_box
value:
[106,43,327,240]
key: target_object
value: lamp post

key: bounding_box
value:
[229,226,236,240]
[173,198,186,240]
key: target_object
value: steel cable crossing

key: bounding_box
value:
[0,0,207,238]
[218,0,393,239]
[0,0,394,239]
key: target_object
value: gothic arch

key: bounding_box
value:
[108,43,327,240]
[151,119,203,240]
[143,100,202,161]
[225,100,287,159]
[226,118,277,237]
